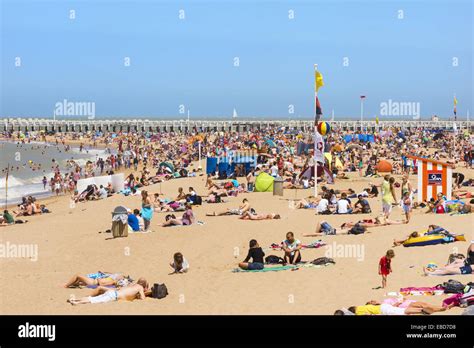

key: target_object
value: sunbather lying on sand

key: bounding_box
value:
[63,272,125,288]
[239,212,281,220]
[340,216,404,230]
[393,232,421,246]
[423,242,473,275]
[206,198,251,216]
[67,278,149,305]
[303,221,337,236]
[159,203,195,226]
[293,197,320,209]
[337,299,451,315]
[392,225,445,246]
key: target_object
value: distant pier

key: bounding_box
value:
[0,118,472,133]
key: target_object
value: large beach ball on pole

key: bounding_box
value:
[317,121,331,135]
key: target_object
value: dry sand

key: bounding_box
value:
[0,167,472,315]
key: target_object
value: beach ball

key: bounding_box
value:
[376,159,393,173]
[317,122,331,136]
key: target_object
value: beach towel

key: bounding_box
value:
[86,284,116,289]
[141,206,153,220]
[303,240,326,249]
[168,221,205,228]
[232,265,296,273]
[86,272,108,279]
[301,262,334,268]
[399,286,445,296]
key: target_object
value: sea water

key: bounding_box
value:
[0,141,108,205]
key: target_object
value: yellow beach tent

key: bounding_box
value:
[255,172,274,192]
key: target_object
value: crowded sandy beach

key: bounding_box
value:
[0,123,472,315]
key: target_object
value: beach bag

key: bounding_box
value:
[311,257,336,266]
[194,196,202,205]
[265,255,285,264]
[348,223,365,235]
[441,279,466,294]
[436,205,445,214]
[152,283,168,299]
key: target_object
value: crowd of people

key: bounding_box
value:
[2,123,473,314]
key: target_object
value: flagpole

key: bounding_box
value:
[198,141,202,170]
[5,163,9,209]
[360,97,364,122]
[453,94,457,121]
[314,64,318,198]
[187,110,190,134]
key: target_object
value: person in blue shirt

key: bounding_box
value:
[127,209,140,232]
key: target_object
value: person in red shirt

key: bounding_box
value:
[379,249,395,288]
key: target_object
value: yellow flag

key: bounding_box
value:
[315,71,324,92]
[375,116,379,125]
[454,96,458,106]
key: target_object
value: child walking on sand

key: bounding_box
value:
[402,191,412,223]
[379,249,395,288]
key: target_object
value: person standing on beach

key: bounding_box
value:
[246,169,255,192]
[401,191,412,223]
[381,175,397,219]
[379,249,395,289]
[141,190,153,232]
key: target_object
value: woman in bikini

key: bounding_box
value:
[340,216,405,230]
[160,203,195,226]
[63,272,124,288]
[239,212,281,220]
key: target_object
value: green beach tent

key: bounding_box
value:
[255,172,274,192]
[159,162,174,172]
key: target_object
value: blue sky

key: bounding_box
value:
[1,0,472,119]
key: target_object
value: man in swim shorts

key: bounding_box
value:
[423,241,473,275]
[206,199,251,216]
